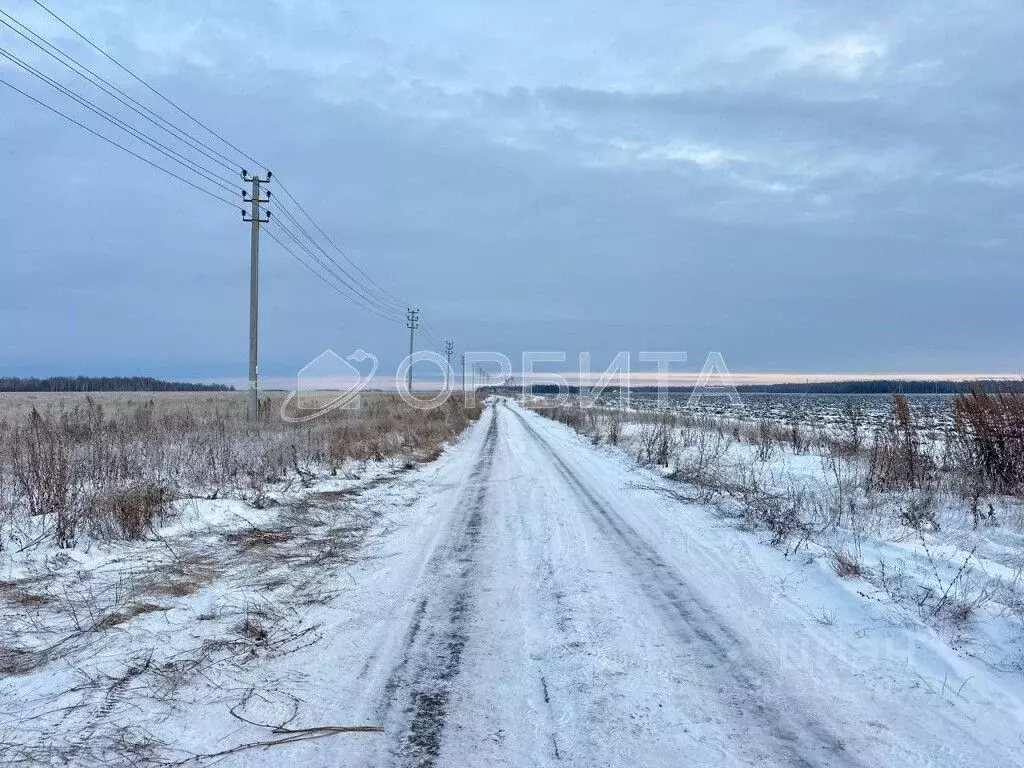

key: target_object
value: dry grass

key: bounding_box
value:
[144,555,222,598]
[0,391,481,550]
[99,602,168,629]
[542,392,1024,537]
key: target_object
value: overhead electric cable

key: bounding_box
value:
[0,8,242,176]
[0,74,238,207]
[272,198,407,317]
[0,44,238,195]
[30,0,263,171]
[275,177,408,310]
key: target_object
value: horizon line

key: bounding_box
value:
[221,371,1022,391]
[5,371,1021,390]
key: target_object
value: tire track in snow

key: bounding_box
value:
[511,480,575,764]
[376,408,500,767]
[509,405,861,768]
[539,675,561,759]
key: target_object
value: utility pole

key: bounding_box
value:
[444,339,454,391]
[461,352,466,397]
[242,169,272,427]
[406,308,419,392]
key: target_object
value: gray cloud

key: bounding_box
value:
[1,0,1022,380]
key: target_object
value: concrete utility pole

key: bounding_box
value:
[406,308,419,392]
[242,169,271,426]
[461,352,466,396]
[444,339,454,391]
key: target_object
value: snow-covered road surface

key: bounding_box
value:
[283,399,1022,767]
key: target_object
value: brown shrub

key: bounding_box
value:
[539,402,589,433]
[832,550,863,578]
[868,394,932,492]
[951,389,1024,497]
[98,484,169,540]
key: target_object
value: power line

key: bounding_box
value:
[30,0,263,172]
[444,339,455,389]
[272,198,406,318]
[265,226,352,296]
[0,8,241,177]
[420,319,445,349]
[11,4,406,317]
[0,44,238,196]
[269,218,405,323]
[0,74,238,208]
[242,170,271,425]
[420,319,442,340]
[264,224,404,324]
[2,3,433,422]
[421,333,444,351]
[6,0,421,349]
[16,2,409,324]
[271,216,404,321]
[274,177,407,310]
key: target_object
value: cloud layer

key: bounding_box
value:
[1,0,1021,379]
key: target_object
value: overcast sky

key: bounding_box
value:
[1,0,1021,383]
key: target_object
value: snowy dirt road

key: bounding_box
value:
[270,399,1022,767]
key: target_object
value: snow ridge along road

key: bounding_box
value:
[331,399,1022,768]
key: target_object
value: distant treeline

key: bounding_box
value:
[726,380,1023,395]
[508,380,1024,395]
[0,376,234,393]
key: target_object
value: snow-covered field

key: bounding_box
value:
[0,457,414,764]
[624,392,957,431]
[588,400,1024,678]
[2,398,1023,766]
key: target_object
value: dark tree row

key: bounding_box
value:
[509,380,1023,396]
[0,376,234,393]
[729,380,1023,395]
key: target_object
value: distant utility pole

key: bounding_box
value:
[406,308,419,391]
[461,352,466,396]
[242,169,272,426]
[444,339,454,391]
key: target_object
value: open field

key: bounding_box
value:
[0,390,480,551]
[623,392,959,432]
